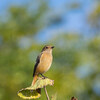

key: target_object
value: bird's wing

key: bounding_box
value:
[33,52,43,77]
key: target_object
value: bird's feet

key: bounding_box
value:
[40,74,48,79]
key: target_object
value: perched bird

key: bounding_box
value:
[32,45,54,85]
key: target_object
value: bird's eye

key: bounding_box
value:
[46,47,48,49]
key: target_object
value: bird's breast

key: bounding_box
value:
[36,53,52,74]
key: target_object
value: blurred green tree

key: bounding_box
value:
[0,1,49,100]
[88,2,100,35]
[0,1,100,100]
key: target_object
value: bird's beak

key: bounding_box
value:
[51,46,54,49]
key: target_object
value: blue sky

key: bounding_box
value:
[0,0,94,30]
[0,0,96,41]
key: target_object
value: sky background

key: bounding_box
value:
[0,0,97,42]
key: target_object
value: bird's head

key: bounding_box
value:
[41,45,54,53]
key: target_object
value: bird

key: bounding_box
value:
[32,45,54,85]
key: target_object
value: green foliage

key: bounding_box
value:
[88,2,100,33]
[0,1,100,100]
[0,1,48,42]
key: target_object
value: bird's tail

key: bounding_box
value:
[32,74,38,86]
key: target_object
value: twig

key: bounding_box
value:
[44,86,50,100]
